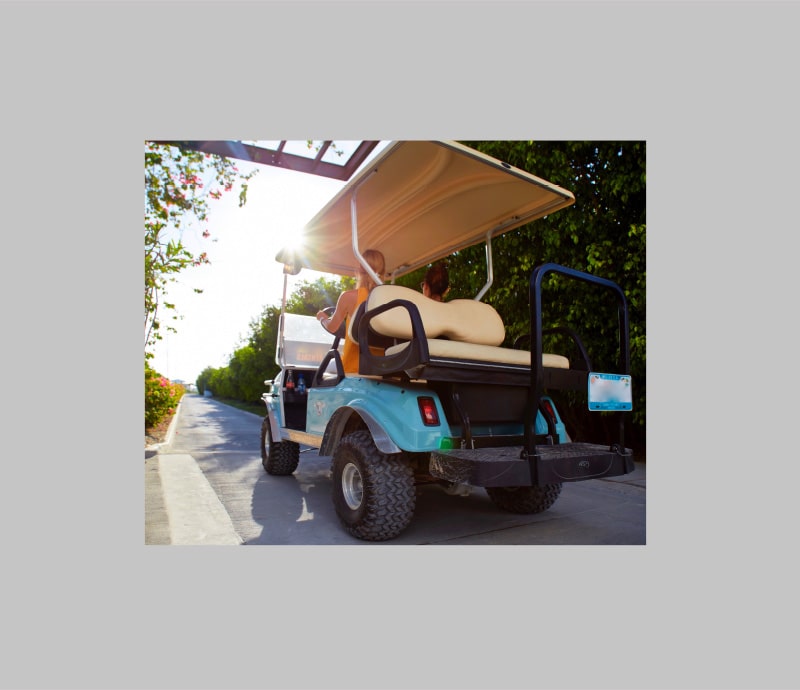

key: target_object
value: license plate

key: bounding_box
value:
[588,373,632,411]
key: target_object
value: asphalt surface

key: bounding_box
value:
[145,394,646,545]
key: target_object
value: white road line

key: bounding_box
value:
[158,454,243,545]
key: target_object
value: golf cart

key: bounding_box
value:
[261,140,635,541]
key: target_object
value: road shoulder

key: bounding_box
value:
[157,454,243,545]
[144,451,171,545]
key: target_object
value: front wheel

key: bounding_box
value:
[331,430,416,541]
[486,483,562,514]
[261,416,299,475]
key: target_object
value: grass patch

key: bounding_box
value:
[214,397,266,417]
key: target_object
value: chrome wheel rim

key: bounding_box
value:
[341,462,364,510]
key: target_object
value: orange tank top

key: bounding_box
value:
[341,287,369,374]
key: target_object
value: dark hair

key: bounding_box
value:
[424,262,449,298]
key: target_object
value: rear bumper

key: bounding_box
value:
[429,443,635,487]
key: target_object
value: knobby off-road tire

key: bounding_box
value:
[261,417,300,475]
[486,483,563,514]
[331,430,416,541]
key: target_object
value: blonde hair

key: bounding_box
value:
[356,249,386,291]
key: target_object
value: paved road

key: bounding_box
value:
[145,394,646,545]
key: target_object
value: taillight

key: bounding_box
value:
[417,397,440,426]
[542,399,557,426]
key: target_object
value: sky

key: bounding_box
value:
[147,141,389,384]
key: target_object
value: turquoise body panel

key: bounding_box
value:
[261,374,569,452]
[305,376,452,452]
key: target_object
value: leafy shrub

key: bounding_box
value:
[145,362,185,428]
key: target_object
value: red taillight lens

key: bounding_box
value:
[542,399,557,425]
[417,397,440,426]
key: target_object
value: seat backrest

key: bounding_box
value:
[365,284,505,346]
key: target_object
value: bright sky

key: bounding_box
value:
[148,141,389,384]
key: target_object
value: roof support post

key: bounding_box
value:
[350,169,383,286]
[474,230,494,301]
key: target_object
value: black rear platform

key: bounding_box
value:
[430,443,635,487]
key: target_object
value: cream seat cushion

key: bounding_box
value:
[385,339,569,368]
[366,285,505,346]
[366,284,569,369]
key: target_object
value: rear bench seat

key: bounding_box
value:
[354,284,571,383]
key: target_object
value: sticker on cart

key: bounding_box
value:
[588,373,632,411]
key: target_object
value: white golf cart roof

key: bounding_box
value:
[279,140,575,280]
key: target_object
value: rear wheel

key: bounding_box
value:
[331,430,416,541]
[486,483,562,514]
[261,417,300,475]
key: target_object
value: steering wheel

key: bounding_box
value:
[319,306,346,339]
[312,306,347,388]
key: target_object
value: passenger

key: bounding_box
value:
[316,249,386,374]
[421,261,449,301]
